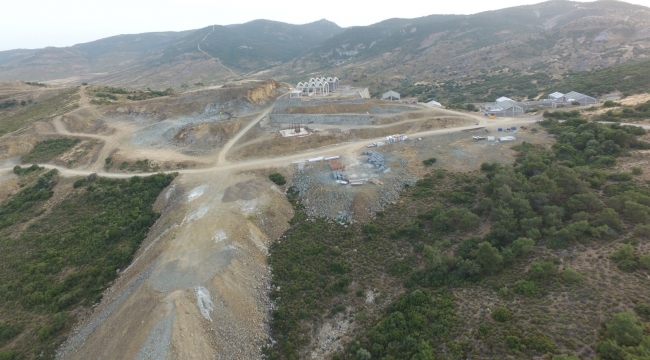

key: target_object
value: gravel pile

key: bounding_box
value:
[291,155,417,222]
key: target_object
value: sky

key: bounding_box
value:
[1,0,649,51]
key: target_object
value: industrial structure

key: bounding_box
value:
[279,123,310,137]
[382,90,400,101]
[295,77,339,97]
[548,91,597,107]
[484,96,524,116]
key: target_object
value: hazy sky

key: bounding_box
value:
[1,0,649,51]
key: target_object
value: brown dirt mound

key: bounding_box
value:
[222,179,267,202]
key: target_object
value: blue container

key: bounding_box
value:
[511,126,517,130]
[498,128,503,132]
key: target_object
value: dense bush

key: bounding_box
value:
[422,157,437,166]
[269,172,286,185]
[347,289,455,359]
[492,307,512,322]
[0,172,175,357]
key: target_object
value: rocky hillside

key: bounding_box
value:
[268,0,650,87]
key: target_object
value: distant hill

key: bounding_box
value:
[0,1,649,90]
[268,0,650,90]
[156,19,343,71]
[0,20,343,88]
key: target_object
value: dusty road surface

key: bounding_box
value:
[0,82,567,360]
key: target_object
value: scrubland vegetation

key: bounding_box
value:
[268,115,650,359]
[0,89,79,136]
[0,170,175,358]
[21,138,80,164]
[89,86,174,104]
[396,58,650,105]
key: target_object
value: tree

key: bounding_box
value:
[606,312,643,347]
[596,339,625,360]
[511,237,535,256]
[475,242,503,275]
[593,208,622,232]
[492,307,511,322]
[411,341,435,360]
[566,193,603,213]
[356,348,371,360]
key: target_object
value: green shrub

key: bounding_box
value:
[632,167,643,175]
[617,259,638,272]
[528,260,558,281]
[611,244,635,261]
[635,224,650,238]
[73,178,85,188]
[13,164,43,176]
[492,307,512,322]
[603,100,620,108]
[0,350,24,360]
[639,254,650,270]
[22,138,80,163]
[608,173,632,181]
[514,280,537,296]
[506,335,521,350]
[634,302,650,320]
[606,312,643,346]
[423,158,437,166]
[562,268,583,283]
[552,355,580,360]
[269,172,286,185]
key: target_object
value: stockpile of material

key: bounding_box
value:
[332,171,347,181]
[386,134,407,143]
[362,150,387,172]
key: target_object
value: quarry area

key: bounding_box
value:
[0,79,612,360]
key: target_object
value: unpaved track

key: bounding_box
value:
[198,25,239,78]
[0,116,538,179]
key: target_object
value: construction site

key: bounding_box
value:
[0,78,553,360]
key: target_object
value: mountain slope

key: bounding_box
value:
[0,32,191,82]
[155,19,342,71]
[268,0,650,87]
[0,20,343,87]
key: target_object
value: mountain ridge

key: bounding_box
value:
[1,0,649,90]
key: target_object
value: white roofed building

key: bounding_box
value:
[296,78,332,96]
[549,91,597,107]
[484,96,524,116]
[382,90,400,101]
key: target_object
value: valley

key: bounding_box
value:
[1,1,650,359]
